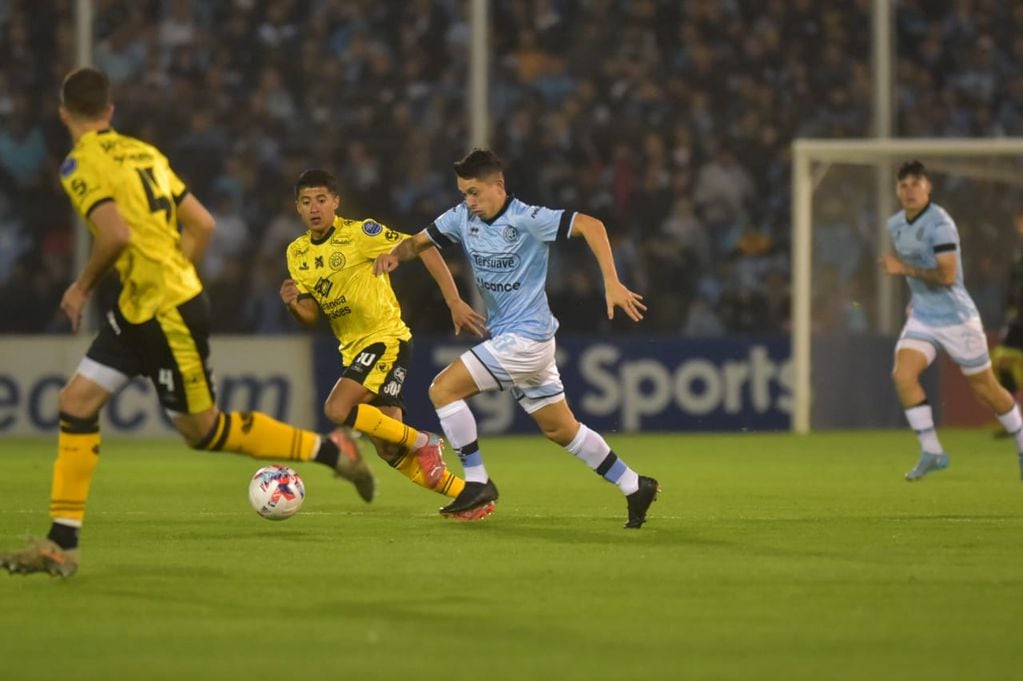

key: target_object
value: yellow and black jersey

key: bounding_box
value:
[286,216,411,365]
[59,128,202,324]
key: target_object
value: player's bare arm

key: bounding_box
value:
[570,213,647,322]
[373,231,434,275]
[62,200,131,332]
[417,245,486,337]
[177,193,215,264]
[880,252,957,286]
[280,279,319,327]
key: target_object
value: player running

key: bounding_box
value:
[282,169,489,511]
[881,160,1023,481]
[374,148,660,528]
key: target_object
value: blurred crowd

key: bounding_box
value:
[2,0,1023,338]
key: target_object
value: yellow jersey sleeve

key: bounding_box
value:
[356,219,408,259]
[59,153,114,218]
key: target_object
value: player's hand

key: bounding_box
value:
[374,254,399,276]
[880,254,905,276]
[60,281,90,333]
[280,279,300,307]
[605,281,646,322]
[449,299,487,337]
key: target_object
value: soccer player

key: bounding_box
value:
[281,169,488,506]
[0,68,367,578]
[880,160,1023,480]
[374,148,660,528]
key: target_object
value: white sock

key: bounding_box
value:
[564,424,639,495]
[436,400,488,483]
[904,404,943,454]
[996,404,1023,455]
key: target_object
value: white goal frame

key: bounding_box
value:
[791,138,1023,433]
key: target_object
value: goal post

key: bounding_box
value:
[791,138,1023,433]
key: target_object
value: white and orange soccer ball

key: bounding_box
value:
[248,465,305,520]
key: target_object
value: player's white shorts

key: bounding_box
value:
[460,333,565,414]
[895,315,991,375]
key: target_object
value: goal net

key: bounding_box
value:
[791,139,1023,432]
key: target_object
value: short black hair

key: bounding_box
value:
[61,67,111,119]
[897,160,929,181]
[453,148,504,180]
[294,169,339,198]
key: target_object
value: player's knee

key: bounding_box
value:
[427,379,449,408]
[323,398,354,427]
[540,421,577,446]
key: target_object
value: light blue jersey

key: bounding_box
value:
[887,202,978,326]
[426,197,576,340]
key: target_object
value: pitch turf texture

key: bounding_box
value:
[2,431,1021,681]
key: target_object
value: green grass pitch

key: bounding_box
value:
[1,430,1021,681]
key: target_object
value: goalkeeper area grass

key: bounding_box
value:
[1,430,1021,681]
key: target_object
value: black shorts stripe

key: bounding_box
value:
[933,243,957,253]
[426,222,455,248]
[468,349,504,390]
[557,211,575,242]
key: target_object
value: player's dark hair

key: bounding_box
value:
[61,67,111,119]
[453,148,504,180]
[897,160,929,181]
[294,169,339,198]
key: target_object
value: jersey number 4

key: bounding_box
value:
[137,167,172,223]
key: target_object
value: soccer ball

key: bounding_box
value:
[248,465,305,520]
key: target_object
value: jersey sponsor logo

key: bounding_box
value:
[470,251,521,272]
[476,276,521,292]
[313,277,333,298]
[329,252,346,271]
[502,226,520,243]
[59,157,77,177]
[362,220,383,236]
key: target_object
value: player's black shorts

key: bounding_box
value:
[341,336,412,413]
[85,292,216,414]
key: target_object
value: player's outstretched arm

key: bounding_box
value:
[418,246,486,337]
[373,231,434,275]
[570,213,647,322]
[177,193,216,264]
[280,279,319,328]
[62,200,131,332]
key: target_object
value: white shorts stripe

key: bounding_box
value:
[76,357,130,394]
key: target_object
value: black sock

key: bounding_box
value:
[47,523,79,550]
[314,436,340,469]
